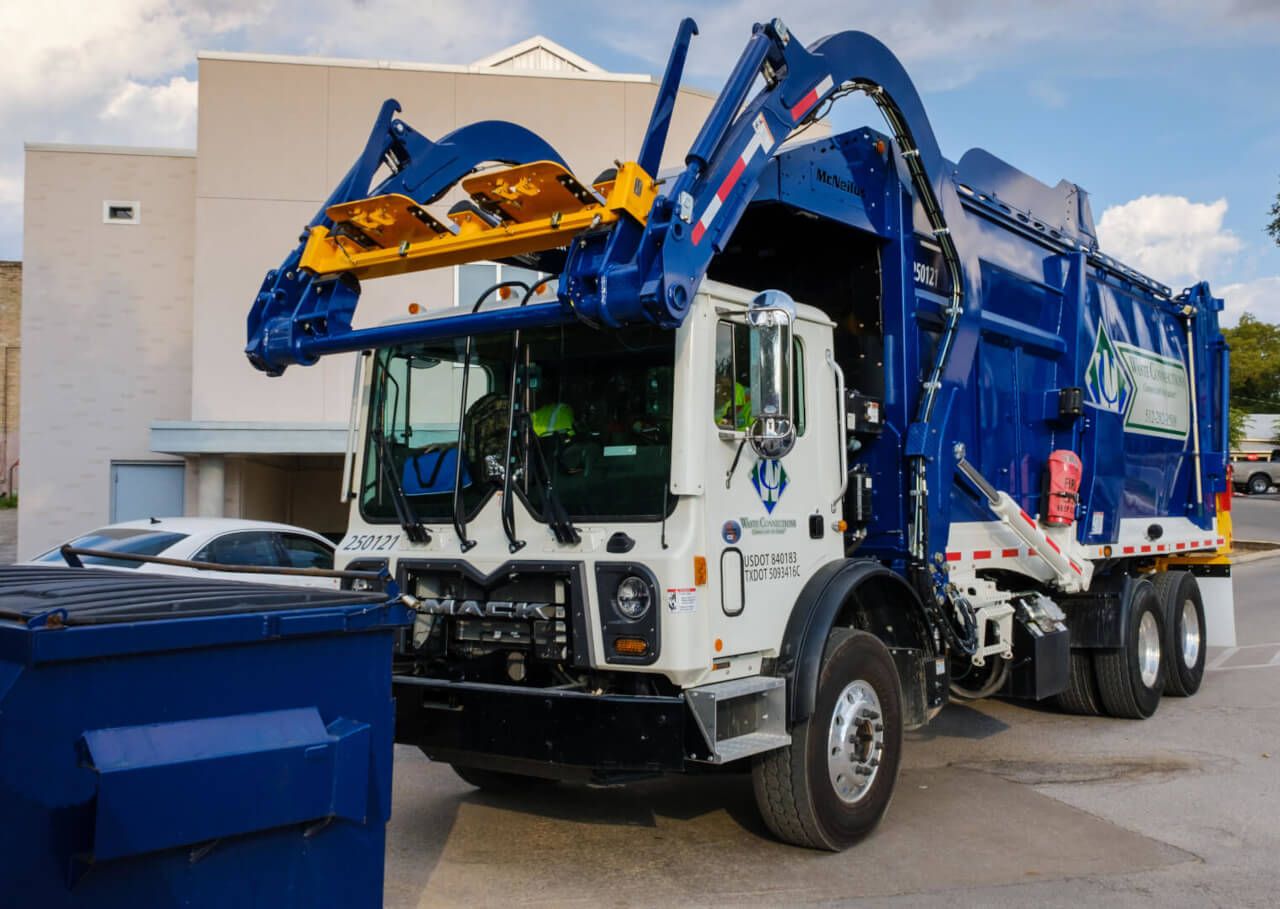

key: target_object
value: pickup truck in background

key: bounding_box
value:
[1232,451,1280,494]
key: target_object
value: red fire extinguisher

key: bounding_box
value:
[1044,450,1082,526]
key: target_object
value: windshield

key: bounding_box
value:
[34,529,189,569]
[361,323,675,525]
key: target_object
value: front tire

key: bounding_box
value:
[752,630,902,850]
[1152,571,1206,697]
[1095,580,1165,719]
[1247,472,1271,495]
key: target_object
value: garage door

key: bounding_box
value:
[111,462,186,523]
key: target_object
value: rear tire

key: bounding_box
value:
[1055,650,1103,715]
[452,764,557,792]
[1247,472,1271,495]
[1095,580,1165,719]
[752,630,902,851]
[1151,571,1206,697]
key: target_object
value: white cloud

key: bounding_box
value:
[0,0,531,257]
[1096,195,1243,289]
[99,77,200,147]
[1219,276,1280,326]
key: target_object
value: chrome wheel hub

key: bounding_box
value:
[827,680,884,804]
[1137,610,1162,689]
[1181,598,1202,669]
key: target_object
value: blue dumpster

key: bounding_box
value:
[0,565,410,908]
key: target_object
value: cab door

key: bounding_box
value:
[703,314,843,659]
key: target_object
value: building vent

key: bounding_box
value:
[103,201,141,224]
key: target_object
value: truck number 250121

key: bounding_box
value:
[341,534,401,552]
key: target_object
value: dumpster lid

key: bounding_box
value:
[0,565,386,626]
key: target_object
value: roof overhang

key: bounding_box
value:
[151,421,347,456]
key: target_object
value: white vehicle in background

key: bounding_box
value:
[28,518,338,588]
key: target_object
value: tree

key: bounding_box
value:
[1222,313,1280,412]
[1270,181,1280,246]
[1228,405,1248,450]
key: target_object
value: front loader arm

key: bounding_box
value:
[245,101,570,375]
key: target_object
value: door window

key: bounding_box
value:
[278,533,334,570]
[194,531,284,568]
[714,321,806,435]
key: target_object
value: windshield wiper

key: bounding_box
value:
[375,430,431,544]
[454,280,530,553]
[518,411,581,546]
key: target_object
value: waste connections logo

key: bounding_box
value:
[1084,323,1132,415]
[751,459,788,514]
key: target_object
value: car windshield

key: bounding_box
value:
[34,529,189,569]
[361,322,676,525]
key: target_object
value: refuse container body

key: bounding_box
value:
[0,565,410,908]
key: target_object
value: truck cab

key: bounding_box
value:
[337,279,877,740]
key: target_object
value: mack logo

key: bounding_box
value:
[751,458,789,515]
[815,167,863,198]
[1084,323,1132,415]
[418,598,562,620]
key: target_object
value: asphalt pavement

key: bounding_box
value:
[384,514,1280,907]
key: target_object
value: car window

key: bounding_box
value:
[33,529,189,569]
[194,531,284,568]
[278,533,334,570]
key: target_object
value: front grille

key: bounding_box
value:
[398,560,583,667]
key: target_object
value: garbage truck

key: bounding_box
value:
[246,17,1233,850]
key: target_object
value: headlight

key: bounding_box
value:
[614,575,652,620]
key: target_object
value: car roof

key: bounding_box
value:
[96,517,330,538]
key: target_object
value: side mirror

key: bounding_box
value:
[746,289,797,459]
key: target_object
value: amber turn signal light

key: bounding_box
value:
[613,637,648,656]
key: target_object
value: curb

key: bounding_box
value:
[1230,540,1280,565]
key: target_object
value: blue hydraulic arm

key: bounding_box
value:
[246,102,571,374]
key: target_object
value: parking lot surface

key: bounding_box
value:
[384,497,1280,907]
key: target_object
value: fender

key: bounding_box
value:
[1061,572,1147,649]
[777,558,932,726]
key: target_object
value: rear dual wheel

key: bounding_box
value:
[1151,570,1206,697]
[1094,580,1165,719]
[1056,579,1166,719]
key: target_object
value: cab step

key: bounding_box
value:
[685,676,789,764]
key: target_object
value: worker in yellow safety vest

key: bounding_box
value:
[716,378,751,431]
[531,402,574,437]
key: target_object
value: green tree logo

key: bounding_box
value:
[1084,324,1132,415]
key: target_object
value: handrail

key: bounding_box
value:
[59,546,386,583]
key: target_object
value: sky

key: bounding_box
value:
[3,0,1279,324]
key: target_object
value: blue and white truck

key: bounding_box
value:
[247,17,1234,850]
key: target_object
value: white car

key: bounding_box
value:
[28,518,338,588]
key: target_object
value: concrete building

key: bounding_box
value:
[19,38,715,558]
[1238,414,1280,455]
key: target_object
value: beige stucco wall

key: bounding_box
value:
[190,57,716,426]
[0,262,20,490]
[16,50,719,556]
[18,148,195,557]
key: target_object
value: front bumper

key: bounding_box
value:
[394,676,691,781]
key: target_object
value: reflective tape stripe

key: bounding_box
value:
[789,75,834,121]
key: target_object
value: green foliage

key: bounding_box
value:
[0,494,16,509]
[1228,406,1249,450]
[1269,181,1280,246]
[1223,313,1280,412]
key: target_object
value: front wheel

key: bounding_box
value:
[752,629,902,850]
[1247,472,1272,495]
